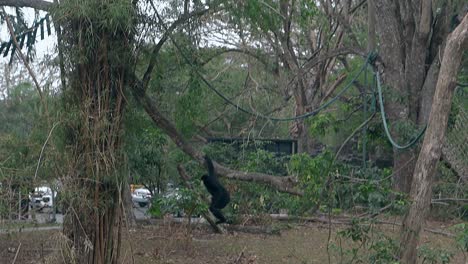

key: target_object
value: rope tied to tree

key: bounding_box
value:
[374,71,427,150]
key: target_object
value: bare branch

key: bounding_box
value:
[350,0,366,14]
[319,73,348,104]
[34,122,60,181]
[143,3,211,89]
[200,48,273,70]
[2,7,48,114]
[0,0,52,10]
[11,242,22,264]
[302,46,365,73]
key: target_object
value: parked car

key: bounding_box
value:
[29,186,55,211]
[132,188,152,207]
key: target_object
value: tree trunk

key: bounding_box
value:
[367,0,376,52]
[292,118,314,154]
[392,150,417,194]
[123,182,136,228]
[400,14,468,264]
[372,0,456,195]
[373,0,416,194]
[58,1,134,263]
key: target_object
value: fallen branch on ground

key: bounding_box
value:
[11,242,22,264]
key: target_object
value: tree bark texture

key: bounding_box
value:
[399,13,468,264]
[367,0,376,52]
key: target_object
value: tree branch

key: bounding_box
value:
[319,73,348,104]
[142,3,211,89]
[129,74,303,196]
[2,8,45,107]
[200,48,273,70]
[0,0,53,10]
[302,46,365,73]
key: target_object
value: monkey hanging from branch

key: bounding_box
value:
[202,156,230,224]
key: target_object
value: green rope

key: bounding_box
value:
[154,8,374,122]
[155,8,425,150]
[374,71,427,150]
[371,74,377,112]
[362,65,368,169]
[199,59,369,122]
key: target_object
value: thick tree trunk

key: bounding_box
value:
[367,0,376,52]
[3,1,136,262]
[292,118,314,154]
[373,0,417,194]
[392,150,417,194]
[58,1,134,263]
[419,61,441,124]
[400,14,468,264]
[372,0,450,195]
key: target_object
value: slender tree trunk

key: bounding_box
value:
[367,0,376,52]
[123,182,136,228]
[400,14,468,264]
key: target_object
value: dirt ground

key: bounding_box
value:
[0,218,466,264]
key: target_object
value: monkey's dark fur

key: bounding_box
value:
[202,156,230,224]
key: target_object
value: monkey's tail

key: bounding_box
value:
[204,155,215,177]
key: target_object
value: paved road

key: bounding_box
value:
[1,203,205,234]
[133,205,149,220]
[0,225,61,234]
[39,205,150,224]
[1,204,151,233]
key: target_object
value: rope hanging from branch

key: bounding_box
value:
[152,7,427,149]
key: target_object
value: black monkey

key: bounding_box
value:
[202,156,230,224]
